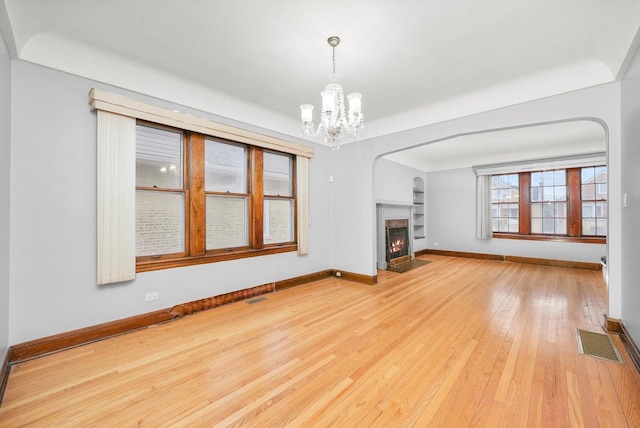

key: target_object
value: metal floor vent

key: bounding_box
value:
[576,329,623,364]
[246,297,267,305]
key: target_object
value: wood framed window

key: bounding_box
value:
[135,122,297,271]
[492,166,606,244]
[491,173,519,233]
[92,88,313,282]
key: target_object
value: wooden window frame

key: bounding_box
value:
[135,121,298,273]
[493,167,606,244]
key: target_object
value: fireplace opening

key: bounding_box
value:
[385,219,409,262]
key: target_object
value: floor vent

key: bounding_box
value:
[576,328,623,364]
[246,297,267,305]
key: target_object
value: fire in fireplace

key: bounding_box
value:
[385,219,409,262]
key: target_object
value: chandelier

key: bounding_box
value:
[300,36,364,150]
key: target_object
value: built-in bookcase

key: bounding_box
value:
[413,177,425,239]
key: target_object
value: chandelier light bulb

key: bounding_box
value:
[299,36,364,150]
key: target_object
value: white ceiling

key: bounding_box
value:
[1,0,639,170]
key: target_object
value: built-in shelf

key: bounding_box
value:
[413,177,425,241]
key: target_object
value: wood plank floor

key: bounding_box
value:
[2,255,640,427]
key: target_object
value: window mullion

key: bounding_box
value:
[251,147,264,249]
[567,168,581,237]
[188,133,206,256]
[519,172,531,235]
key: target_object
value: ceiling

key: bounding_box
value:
[1,0,639,170]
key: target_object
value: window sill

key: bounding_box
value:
[136,244,298,273]
[492,233,606,244]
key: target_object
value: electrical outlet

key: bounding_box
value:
[145,292,159,302]
[335,271,341,277]
[433,242,440,247]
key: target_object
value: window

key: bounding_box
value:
[92,88,312,282]
[136,125,186,257]
[490,166,606,242]
[491,174,519,233]
[135,122,297,268]
[263,151,294,244]
[581,166,607,236]
[530,170,567,235]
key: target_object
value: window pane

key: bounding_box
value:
[582,183,595,200]
[543,187,557,201]
[554,170,566,186]
[555,219,567,235]
[583,219,596,235]
[136,190,184,256]
[532,218,542,233]
[531,172,542,186]
[542,218,555,234]
[136,125,183,189]
[554,186,566,201]
[581,167,595,183]
[596,183,607,199]
[582,202,595,218]
[264,199,293,244]
[542,171,554,186]
[531,203,542,217]
[542,203,555,218]
[205,139,247,193]
[206,195,248,249]
[264,152,292,196]
[555,202,566,217]
[531,187,542,202]
[596,201,607,217]
[596,219,607,235]
[595,166,607,183]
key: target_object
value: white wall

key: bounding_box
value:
[425,167,605,262]
[0,29,11,359]
[330,82,622,318]
[374,158,427,252]
[8,60,333,344]
[620,43,640,341]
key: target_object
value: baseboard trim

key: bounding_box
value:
[425,249,504,261]
[505,255,600,270]
[6,268,374,365]
[8,309,174,364]
[275,270,333,291]
[424,249,601,270]
[0,349,9,405]
[604,315,640,373]
[333,269,378,285]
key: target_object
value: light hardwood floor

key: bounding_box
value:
[1,255,640,427]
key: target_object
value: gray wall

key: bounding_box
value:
[621,43,640,342]
[8,60,333,344]
[425,167,605,262]
[374,158,427,251]
[0,29,10,360]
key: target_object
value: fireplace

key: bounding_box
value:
[376,203,414,270]
[385,219,409,262]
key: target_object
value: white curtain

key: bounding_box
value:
[296,156,310,255]
[97,110,136,284]
[476,174,492,240]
